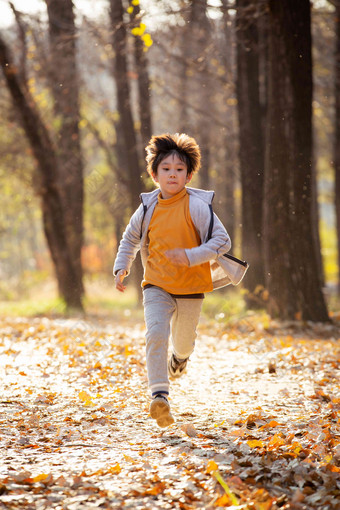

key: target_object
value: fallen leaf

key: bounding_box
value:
[206,460,218,473]
[247,439,264,448]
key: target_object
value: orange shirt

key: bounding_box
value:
[142,188,213,294]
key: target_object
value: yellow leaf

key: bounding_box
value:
[258,420,280,431]
[214,493,231,506]
[33,473,50,482]
[206,460,218,473]
[108,463,121,474]
[123,454,136,462]
[78,390,95,406]
[132,0,139,5]
[79,390,92,402]
[127,6,133,13]
[84,401,95,407]
[125,346,133,357]
[247,439,264,448]
[268,434,285,449]
[142,34,153,47]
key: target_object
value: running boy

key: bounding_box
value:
[114,133,238,428]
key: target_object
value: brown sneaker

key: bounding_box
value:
[149,394,174,428]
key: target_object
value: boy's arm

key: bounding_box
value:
[185,211,231,267]
[113,204,144,277]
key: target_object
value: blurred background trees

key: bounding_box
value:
[0,0,338,321]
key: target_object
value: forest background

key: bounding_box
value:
[0,0,339,323]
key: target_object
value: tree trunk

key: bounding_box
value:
[220,0,236,244]
[236,0,265,297]
[0,34,83,309]
[110,0,145,302]
[130,1,152,150]
[188,0,211,189]
[46,0,84,299]
[109,0,144,210]
[264,0,329,322]
[335,2,340,295]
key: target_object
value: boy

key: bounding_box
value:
[114,133,245,428]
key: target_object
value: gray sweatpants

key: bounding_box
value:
[143,286,203,396]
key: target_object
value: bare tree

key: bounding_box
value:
[187,0,212,190]
[220,0,236,243]
[109,0,144,210]
[109,0,146,299]
[0,33,83,309]
[46,0,84,299]
[129,1,152,150]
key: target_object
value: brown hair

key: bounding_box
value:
[145,133,201,177]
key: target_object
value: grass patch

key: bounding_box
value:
[0,297,67,318]
[202,287,248,323]
[0,275,144,321]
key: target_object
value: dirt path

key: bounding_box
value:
[0,315,339,509]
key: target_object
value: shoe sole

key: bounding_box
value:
[150,399,174,428]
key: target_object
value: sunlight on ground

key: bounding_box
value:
[0,315,339,508]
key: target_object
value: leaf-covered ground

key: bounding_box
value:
[0,313,340,509]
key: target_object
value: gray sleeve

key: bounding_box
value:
[113,204,144,275]
[185,211,231,267]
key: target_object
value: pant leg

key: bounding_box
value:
[143,287,176,396]
[171,298,203,360]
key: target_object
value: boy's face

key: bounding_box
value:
[153,153,191,199]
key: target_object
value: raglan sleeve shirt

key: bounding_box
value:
[184,200,231,268]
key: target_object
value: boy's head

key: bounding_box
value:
[145,133,201,179]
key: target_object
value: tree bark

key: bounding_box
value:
[236,0,265,297]
[220,0,236,244]
[334,2,340,294]
[187,0,212,189]
[110,0,145,301]
[109,0,144,210]
[46,0,84,299]
[264,0,329,322]
[130,1,152,150]
[0,34,83,309]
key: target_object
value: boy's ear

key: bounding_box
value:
[186,173,192,184]
[152,172,158,183]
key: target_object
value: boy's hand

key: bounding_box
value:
[165,249,189,267]
[115,269,127,292]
